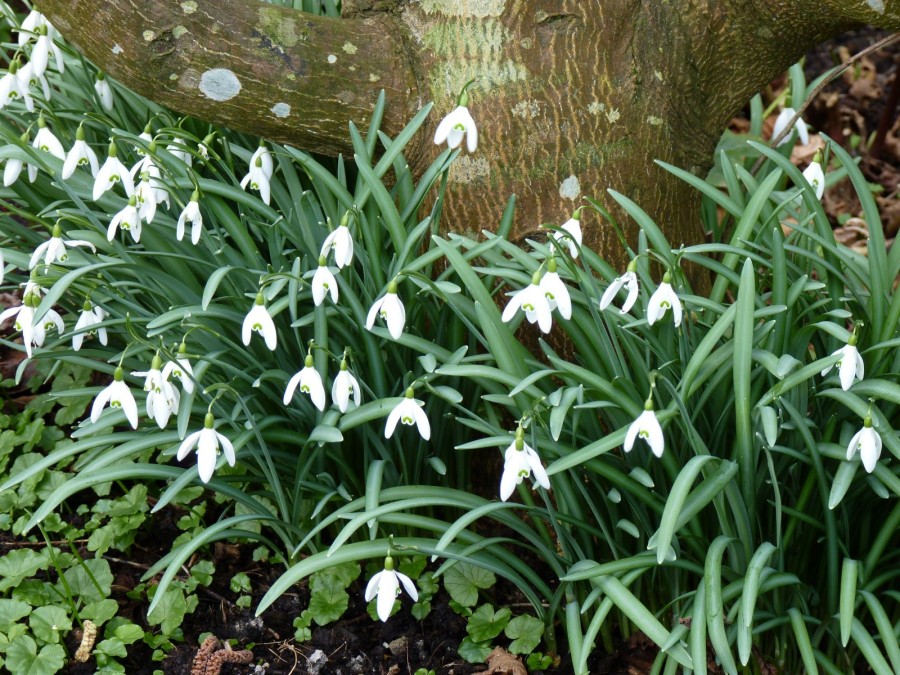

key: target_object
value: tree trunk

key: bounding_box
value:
[35,0,900,261]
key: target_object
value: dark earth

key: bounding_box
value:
[0,26,897,675]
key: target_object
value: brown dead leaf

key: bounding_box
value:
[480,646,527,675]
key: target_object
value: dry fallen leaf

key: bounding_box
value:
[480,646,527,675]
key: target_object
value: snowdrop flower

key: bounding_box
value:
[94,72,113,111]
[772,107,809,147]
[802,151,825,201]
[550,209,583,259]
[821,333,863,391]
[135,171,158,223]
[366,281,406,340]
[242,292,277,351]
[198,132,217,160]
[133,354,180,429]
[434,105,478,152]
[284,353,326,411]
[165,139,192,167]
[501,269,553,334]
[500,427,550,501]
[94,141,134,201]
[30,25,53,77]
[29,223,96,268]
[130,142,159,181]
[624,400,665,458]
[434,84,478,152]
[331,357,361,413]
[31,306,64,352]
[320,217,354,268]
[540,258,571,320]
[600,260,640,314]
[32,114,65,162]
[250,141,274,179]
[107,195,142,243]
[847,414,882,473]
[385,387,430,440]
[17,60,51,101]
[134,122,154,154]
[17,10,46,46]
[240,155,270,205]
[0,292,36,357]
[62,124,99,179]
[90,366,139,429]
[72,300,107,351]
[162,341,194,394]
[0,61,33,111]
[176,412,236,483]
[365,555,418,623]
[2,131,31,187]
[176,190,203,244]
[647,272,682,327]
[311,256,339,306]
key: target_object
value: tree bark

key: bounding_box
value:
[34,0,900,260]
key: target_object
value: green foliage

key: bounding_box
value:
[0,4,897,672]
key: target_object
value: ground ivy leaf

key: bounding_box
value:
[113,622,145,645]
[0,598,32,632]
[96,637,128,658]
[61,559,113,603]
[29,606,72,644]
[6,636,66,675]
[80,599,119,625]
[398,555,427,579]
[467,604,511,642]
[0,549,50,592]
[147,587,187,635]
[308,583,349,625]
[442,562,496,607]
[505,615,544,654]
[457,636,493,663]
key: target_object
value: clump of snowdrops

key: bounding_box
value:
[1,7,899,673]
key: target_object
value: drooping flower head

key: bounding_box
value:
[72,299,107,352]
[90,366,138,429]
[434,80,478,152]
[500,425,551,501]
[94,140,135,201]
[242,292,277,351]
[846,412,882,473]
[0,60,34,112]
[176,412,236,483]
[284,352,326,411]
[331,356,361,413]
[133,354,179,429]
[240,154,270,205]
[624,397,664,458]
[311,255,339,306]
[501,268,553,334]
[176,189,204,244]
[63,124,100,180]
[647,271,682,327]
[366,280,406,340]
[539,257,572,320]
[30,222,96,269]
[364,555,418,622]
[385,387,430,440]
[550,208,583,259]
[94,71,113,111]
[802,150,825,201]
[600,259,640,314]
[320,212,354,268]
[771,106,809,147]
[821,330,864,391]
[162,340,195,394]
[107,195,142,243]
